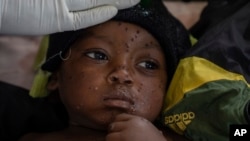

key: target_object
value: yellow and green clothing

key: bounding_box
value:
[162,1,250,141]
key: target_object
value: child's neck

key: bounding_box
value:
[62,125,107,141]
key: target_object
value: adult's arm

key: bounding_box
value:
[0,0,140,35]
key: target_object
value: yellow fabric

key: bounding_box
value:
[32,36,49,70]
[29,36,51,98]
[163,56,249,111]
[29,69,50,98]
[189,34,197,46]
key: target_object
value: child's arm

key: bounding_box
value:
[161,127,190,141]
[106,113,189,141]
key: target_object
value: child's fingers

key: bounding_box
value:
[112,113,135,122]
[108,114,134,132]
[108,121,125,132]
[106,132,121,141]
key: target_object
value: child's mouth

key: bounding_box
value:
[103,97,133,109]
[103,90,135,111]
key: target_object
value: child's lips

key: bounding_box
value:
[103,93,134,110]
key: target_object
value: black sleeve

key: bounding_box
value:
[245,101,250,123]
[0,81,68,141]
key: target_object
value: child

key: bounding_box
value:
[19,0,191,140]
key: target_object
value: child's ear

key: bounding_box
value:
[47,73,59,91]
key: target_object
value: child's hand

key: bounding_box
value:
[106,113,167,141]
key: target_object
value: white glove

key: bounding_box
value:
[0,0,140,35]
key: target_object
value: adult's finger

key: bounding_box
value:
[66,0,140,11]
[71,5,117,30]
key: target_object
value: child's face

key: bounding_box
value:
[50,21,167,130]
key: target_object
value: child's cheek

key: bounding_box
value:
[61,70,86,89]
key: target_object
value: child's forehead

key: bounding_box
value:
[92,20,145,32]
[80,20,158,43]
[76,20,160,45]
[72,21,162,52]
[81,20,156,41]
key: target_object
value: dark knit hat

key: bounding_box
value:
[41,0,191,85]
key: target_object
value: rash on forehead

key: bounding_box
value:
[115,21,159,53]
[116,21,141,34]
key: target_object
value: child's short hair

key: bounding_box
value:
[41,0,191,87]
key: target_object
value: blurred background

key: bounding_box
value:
[0,0,208,90]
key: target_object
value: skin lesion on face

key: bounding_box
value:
[50,20,168,132]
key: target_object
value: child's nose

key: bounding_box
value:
[107,66,133,86]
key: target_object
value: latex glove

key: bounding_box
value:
[0,0,140,35]
[106,113,167,141]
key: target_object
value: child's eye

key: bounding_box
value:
[85,51,108,60]
[138,61,159,70]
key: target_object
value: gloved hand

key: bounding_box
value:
[0,0,140,35]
